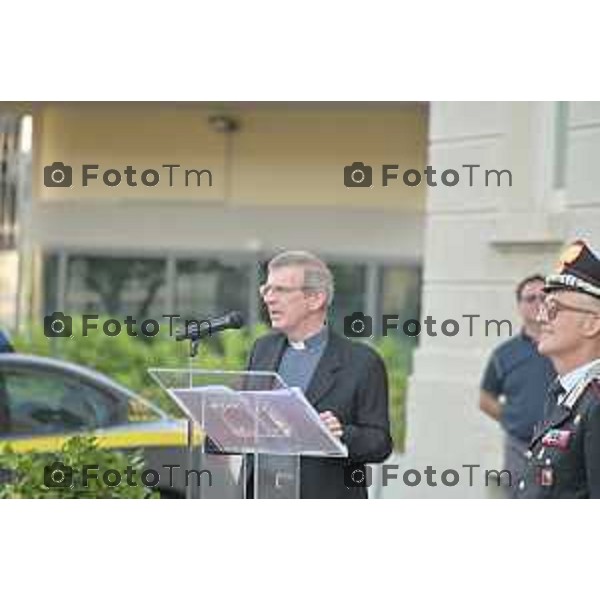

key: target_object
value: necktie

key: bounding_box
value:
[548,379,566,404]
[536,379,566,428]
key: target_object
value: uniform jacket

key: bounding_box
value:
[516,376,600,498]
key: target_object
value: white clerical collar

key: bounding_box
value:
[287,327,328,352]
[559,358,600,396]
[289,340,306,350]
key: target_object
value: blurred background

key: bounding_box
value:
[1,101,599,497]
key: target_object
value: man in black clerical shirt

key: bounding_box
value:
[246,250,393,498]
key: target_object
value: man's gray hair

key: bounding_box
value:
[268,250,335,307]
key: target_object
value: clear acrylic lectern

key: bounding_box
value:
[148,369,347,499]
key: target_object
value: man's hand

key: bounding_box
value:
[320,410,344,438]
[479,390,503,421]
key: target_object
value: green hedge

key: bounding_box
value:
[0,436,158,498]
[14,319,409,450]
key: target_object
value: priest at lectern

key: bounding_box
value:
[247,250,393,498]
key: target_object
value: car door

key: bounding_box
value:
[0,358,238,498]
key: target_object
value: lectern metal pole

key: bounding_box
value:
[186,343,199,499]
[186,417,194,499]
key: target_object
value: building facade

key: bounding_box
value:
[402,102,600,498]
[4,102,426,338]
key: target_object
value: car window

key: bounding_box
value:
[127,395,165,423]
[0,367,128,437]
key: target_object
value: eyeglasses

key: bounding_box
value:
[520,293,546,304]
[259,284,309,298]
[538,297,600,322]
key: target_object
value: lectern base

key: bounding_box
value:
[254,454,300,499]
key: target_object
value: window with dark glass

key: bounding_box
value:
[1,367,128,436]
[327,263,367,334]
[175,258,250,322]
[65,255,167,322]
[378,265,421,341]
[43,253,60,315]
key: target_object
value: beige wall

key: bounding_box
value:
[32,102,427,211]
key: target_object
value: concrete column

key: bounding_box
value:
[396,102,573,498]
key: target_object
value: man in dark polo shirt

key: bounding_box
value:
[480,274,557,497]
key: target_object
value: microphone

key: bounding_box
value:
[176,311,245,341]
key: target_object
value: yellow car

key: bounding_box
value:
[0,354,236,498]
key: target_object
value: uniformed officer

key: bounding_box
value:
[516,240,600,498]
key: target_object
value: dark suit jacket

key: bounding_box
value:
[517,378,600,498]
[247,329,393,498]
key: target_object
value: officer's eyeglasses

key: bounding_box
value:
[538,297,600,322]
